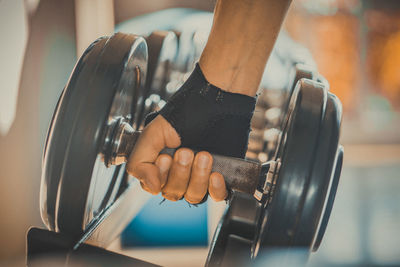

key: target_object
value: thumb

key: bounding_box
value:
[126,115,179,194]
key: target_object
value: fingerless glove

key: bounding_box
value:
[146,64,257,159]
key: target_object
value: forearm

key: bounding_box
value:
[199,0,292,96]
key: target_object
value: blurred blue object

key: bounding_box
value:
[121,195,208,247]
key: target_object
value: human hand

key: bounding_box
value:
[127,115,228,203]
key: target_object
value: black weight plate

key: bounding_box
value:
[41,33,147,238]
[290,92,342,248]
[311,144,343,251]
[58,33,147,236]
[206,192,262,267]
[254,80,343,258]
[40,37,108,231]
[253,79,327,255]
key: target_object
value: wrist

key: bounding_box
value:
[199,48,262,97]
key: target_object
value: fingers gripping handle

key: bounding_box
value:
[105,120,261,195]
[160,148,261,195]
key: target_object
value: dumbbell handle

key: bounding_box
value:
[106,119,261,195]
[159,148,261,195]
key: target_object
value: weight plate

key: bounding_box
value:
[207,79,342,266]
[40,37,108,231]
[40,33,148,239]
[312,145,343,251]
[206,192,262,267]
[253,78,326,254]
[253,79,342,255]
[290,92,342,247]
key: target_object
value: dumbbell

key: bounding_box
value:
[207,67,324,263]
[40,33,148,245]
[206,78,343,266]
[212,61,327,264]
[40,33,343,267]
[208,61,329,265]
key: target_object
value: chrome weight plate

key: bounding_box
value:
[40,33,148,239]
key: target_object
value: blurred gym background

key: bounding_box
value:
[0,0,399,266]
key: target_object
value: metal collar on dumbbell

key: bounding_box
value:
[103,118,140,167]
[253,160,281,203]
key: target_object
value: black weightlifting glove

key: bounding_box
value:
[146,64,256,159]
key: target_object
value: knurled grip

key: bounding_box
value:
[160,148,261,195]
